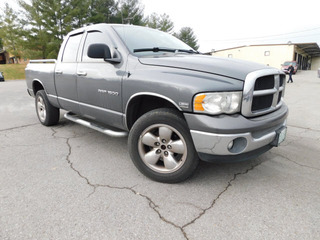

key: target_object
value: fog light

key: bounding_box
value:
[228,137,247,154]
[227,140,234,150]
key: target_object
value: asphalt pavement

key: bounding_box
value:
[0,71,319,240]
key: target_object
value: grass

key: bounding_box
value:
[0,63,27,80]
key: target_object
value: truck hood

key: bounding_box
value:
[139,54,273,81]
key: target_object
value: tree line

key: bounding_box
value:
[0,0,199,61]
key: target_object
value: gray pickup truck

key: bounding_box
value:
[26,24,288,183]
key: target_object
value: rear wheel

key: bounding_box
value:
[128,108,199,183]
[35,90,60,126]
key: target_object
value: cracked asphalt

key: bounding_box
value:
[1,71,320,240]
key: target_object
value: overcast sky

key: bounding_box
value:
[1,0,320,52]
[141,0,320,52]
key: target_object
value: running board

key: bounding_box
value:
[64,112,128,137]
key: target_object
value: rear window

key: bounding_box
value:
[62,33,83,62]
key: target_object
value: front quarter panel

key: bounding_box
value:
[123,58,244,113]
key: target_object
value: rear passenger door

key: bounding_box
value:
[76,30,123,128]
[55,32,83,114]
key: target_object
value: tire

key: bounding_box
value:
[35,90,60,126]
[128,108,199,183]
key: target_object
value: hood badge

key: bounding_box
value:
[179,102,189,109]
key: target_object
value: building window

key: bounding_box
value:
[228,54,233,58]
[264,51,270,56]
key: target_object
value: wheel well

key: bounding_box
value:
[33,81,44,95]
[126,95,182,130]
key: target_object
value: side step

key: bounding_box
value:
[64,112,128,137]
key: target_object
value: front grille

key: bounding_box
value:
[254,75,274,90]
[242,69,286,117]
[252,95,273,111]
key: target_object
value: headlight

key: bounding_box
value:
[194,92,242,115]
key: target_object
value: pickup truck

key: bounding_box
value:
[26,24,288,183]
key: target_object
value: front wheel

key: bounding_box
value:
[128,108,199,183]
[35,90,60,126]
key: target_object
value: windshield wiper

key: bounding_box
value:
[176,49,200,54]
[133,47,199,54]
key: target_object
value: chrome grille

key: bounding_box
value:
[242,69,286,117]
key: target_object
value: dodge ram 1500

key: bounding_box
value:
[26,24,288,183]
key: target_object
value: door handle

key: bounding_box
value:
[55,70,63,74]
[77,71,87,76]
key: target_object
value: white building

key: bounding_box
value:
[211,43,320,71]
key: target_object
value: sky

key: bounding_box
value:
[141,0,320,52]
[1,0,320,52]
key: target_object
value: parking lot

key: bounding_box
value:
[1,71,319,240]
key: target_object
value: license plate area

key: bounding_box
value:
[272,126,287,147]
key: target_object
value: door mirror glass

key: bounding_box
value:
[88,44,111,59]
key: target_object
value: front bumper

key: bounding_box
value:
[184,104,288,162]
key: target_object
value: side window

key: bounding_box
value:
[82,31,112,62]
[62,33,83,62]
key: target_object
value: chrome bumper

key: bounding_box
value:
[185,104,288,157]
[190,121,286,156]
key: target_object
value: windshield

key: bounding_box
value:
[112,25,194,56]
[284,61,296,66]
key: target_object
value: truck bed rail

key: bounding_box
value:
[29,59,56,64]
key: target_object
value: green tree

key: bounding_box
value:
[13,0,152,59]
[175,27,199,50]
[19,0,51,59]
[88,0,118,23]
[68,0,90,28]
[0,3,23,62]
[0,38,3,49]
[19,0,74,59]
[146,13,174,33]
[114,0,146,25]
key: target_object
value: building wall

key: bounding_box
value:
[212,45,295,70]
[311,57,320,70]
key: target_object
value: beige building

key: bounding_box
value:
[211,43,320,71]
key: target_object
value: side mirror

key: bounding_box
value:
[87,44,121,64]
[88,44,111,59]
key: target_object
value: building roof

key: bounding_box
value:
[295,43,320,57]
[213,43,320,57]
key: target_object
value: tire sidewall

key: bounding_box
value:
[35,90,59,126]
[128,108,199,183]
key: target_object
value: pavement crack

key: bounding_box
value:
[131,189,189,240]
[176,202,204,212]
[53,125,264,240]
[65,138,94,187]
[273,152,320,171]
[287,124,320,133]
[182,161,263,230]
[88,183,190,239]
[52,128,188,238]
[0,123,39,132]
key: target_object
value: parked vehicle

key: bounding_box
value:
[25,24,288,183]
[281,61,298,74]
[0,72,4,81]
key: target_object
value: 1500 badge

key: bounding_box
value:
[98,89,119,96]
